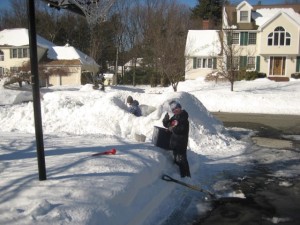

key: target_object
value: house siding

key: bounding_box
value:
[185,1,300,80]
[260,15,299,55]
[0,46,47,73]
[0,28,99,86]
[48,66,82,86]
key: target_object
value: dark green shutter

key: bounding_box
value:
[296,56,300,72]
[227,32,232,45]
[193,57,197,69]
[256,56,260,71]
[240,32,243,45]
[213,58,217,69]
[240,32,248,46]
[239,56,247,69]
[226,56,230,69]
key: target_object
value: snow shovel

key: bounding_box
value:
[91,148,117,157]
[162,174,216,198]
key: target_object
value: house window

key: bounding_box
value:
[202,59,207,68]
[286,33,291,45]
[232,33,239,44]
[240,11,248,22]
[267,27,291,46]
[0,50,4,61]
[227,32,239,45]
[248,33,256,45]
[11,49,18,58]
[197,58,201,68]
[23,48,29,58]
[227,56,239,70]
[208,58,213,68]
[10,67,19,73]
[194,57,215,69]
[10,48,30,58]
[247,57,255,70]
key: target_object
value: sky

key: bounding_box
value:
[0,0,292,11]
[0,76,300,225]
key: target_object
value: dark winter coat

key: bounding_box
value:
[162,110,189,154]
[129,100,142,117]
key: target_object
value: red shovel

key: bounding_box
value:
[91,148,117,157]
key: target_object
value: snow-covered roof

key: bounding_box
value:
[0,28,55,48]
[236,1,253,10]
[253,8,300,28]
[124,58,143,67]
[49,44,99,66]
[0,28,99,66]
[185,30,221,57]
[223,2,300,30]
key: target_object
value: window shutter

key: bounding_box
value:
[213,58,217,69]
[256,56,260,71]
[227,32,232,45]
[240,32,248,46]
[10,49,12,58]
[239,56,247,69]
[296,56,300,72]
[193,58,196,69]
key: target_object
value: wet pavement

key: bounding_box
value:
[195,158,300,225]
[193,113,300,225]
[212,112,300,135]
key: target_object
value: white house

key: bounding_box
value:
[0,28,99,86]
[185,1,300,81]
[185,30,221,80]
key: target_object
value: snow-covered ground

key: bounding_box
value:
[0,78,300,225]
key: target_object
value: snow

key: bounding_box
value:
[0,78,300,225]
[253,8,300,27]
[222,4,300,30]
[0,28,55,48]
[50,45,99,66]
[185,30,221,57]
[0,28,98,66]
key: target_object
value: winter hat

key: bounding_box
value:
[127,96,133,104]
[169,100,181,111]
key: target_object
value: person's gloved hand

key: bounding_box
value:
[171,120,178,127]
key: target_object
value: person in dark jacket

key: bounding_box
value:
[127,96,142,117]
[163,100,191,178]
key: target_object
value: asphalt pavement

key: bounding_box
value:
[212,112,300,135]
[193,112,300,225]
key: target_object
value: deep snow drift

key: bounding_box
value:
[0,78,300,225]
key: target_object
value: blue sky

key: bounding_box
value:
[0,0,290,10]
[181,0,288,7]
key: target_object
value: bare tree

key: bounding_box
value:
[218,29,257,91]
[122,0,144,86]
[139,0,191,91]
[0,0,27,29]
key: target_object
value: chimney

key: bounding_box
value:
[202,19,211,30]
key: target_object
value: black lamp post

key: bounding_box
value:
[27,0,47,180]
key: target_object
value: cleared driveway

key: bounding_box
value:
[212,112,300,135]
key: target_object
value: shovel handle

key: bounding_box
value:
[161,174,176,182]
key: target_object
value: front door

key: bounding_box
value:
[270,56,286,76]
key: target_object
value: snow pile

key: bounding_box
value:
[0,78,300,225]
